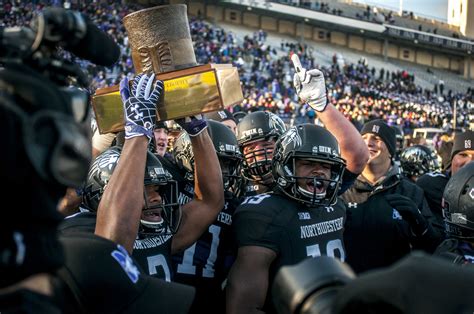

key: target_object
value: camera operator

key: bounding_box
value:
[0,61,90,313]
[0,7,196,313]
[0,10,94,311]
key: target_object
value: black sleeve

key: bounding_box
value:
[416,173,446,215]
[339,169,358,195]
[58,212,97,235]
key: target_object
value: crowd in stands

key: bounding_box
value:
[2,2,474,313]
[275,0,471,40]
[2,0,472,137]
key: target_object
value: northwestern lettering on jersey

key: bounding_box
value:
[134,234,172,250]
[300,217,344,239]
[217,211,232,225]
[298,212,311,220]
[178,192,192,205]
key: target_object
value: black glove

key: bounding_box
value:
[175,114,208,137]
[333,253,474,314]
[384,194,429,237]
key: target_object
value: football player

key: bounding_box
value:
[173,120,243,313]
[226,57,368,313]
[60,73,224,284]
[417,130,474,232]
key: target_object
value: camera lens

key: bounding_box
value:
[272,256,356,314]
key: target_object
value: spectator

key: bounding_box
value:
[342,119,441,273]
[153,121,170,157]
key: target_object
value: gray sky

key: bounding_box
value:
[352,0,448,21]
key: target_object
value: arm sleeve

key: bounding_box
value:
[339,169,358,195]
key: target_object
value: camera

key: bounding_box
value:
[272,256,356,314]
[0,7,120,189]
[0,6,119,290]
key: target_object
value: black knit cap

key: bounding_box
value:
[451,130,474,160]
[360,119,396,157]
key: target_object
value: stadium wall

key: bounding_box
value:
[296,23,313,39]
[185,0,473,80]
[243,12,260,28]
[365,39,382,55]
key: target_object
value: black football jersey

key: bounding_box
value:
[59,211,97,235]
[233,192,346,305]
[172,192,240,313]
[416,171,449,230]
[133,233,174,282]
[59,211,175,281]
[58,232,195,314]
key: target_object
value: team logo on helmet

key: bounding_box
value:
[269,114,286,133]
[280,127,302,152]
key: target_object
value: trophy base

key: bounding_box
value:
[92,64,243,134]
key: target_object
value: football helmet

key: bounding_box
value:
[173,131,195,181]
[173,120,243,195]
[442,161,474,240]
[273,124,346,206]
[235,111,286,184]
[82,146,180,236]
[400,145,440,178]
[392,126,404,156]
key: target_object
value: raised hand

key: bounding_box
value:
[175,114,208,137]
[291,53,328,112]
[120,73,163,140]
